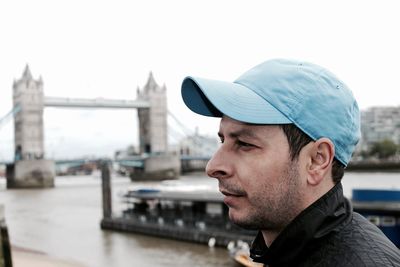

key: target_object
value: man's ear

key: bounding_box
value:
[307,138,335,185]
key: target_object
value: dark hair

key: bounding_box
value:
[279,124,344,184]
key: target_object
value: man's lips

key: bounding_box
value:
[220,189,245,206]
[220,189,244,197]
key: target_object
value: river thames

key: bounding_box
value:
[1,172,400,267]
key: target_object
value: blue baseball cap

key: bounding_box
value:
[181,59,360,166]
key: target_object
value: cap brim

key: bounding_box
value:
[181,76,292,124]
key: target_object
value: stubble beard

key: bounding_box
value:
[231,161,303,231]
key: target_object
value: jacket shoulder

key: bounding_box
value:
[302,213,400,267]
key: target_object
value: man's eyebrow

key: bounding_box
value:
[218,128,260,139]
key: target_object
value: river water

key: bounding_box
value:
[0,171,400,267]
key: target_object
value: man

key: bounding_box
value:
[181,59,400,266]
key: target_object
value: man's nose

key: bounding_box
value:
[206,147,231,179]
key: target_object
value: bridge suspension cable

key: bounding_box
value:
[167,123,187,143]
[167,110,207,147]
[167,110,194,137]
[0,104,21,130]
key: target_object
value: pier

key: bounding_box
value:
[100,165,256,247]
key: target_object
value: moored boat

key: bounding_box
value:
[352,188,400,247]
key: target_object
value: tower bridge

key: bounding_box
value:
[43,97,150,109]
[5,65,179,188]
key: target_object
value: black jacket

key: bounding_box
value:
[250,183,400,266]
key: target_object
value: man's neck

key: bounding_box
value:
[261,181,337,247]
[261,230,281,247]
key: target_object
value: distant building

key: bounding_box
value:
[179,129,219,158]
[114,145,139,160]
[359,106,400,152]
[178,129,219,172]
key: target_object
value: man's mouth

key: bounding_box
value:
[220,189,245,207]
[220,189,244,197]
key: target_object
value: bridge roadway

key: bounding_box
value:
[54,155,211,166]
[44,97,150,109]
[0,156,211,165]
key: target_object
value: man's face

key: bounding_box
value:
[206,116,304,231]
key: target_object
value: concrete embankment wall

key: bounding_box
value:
[6,160,55,188]
[144,154,180,174]
[347,161,400,172]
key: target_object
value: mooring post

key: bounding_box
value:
[0,204,13,267]
[101,161,112,219]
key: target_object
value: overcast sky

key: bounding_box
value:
[0,0,399,161]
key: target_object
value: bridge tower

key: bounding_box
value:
[8,65,54,188]
[135,72,180,179]
[13,65,45,160]
[137,72,168,154]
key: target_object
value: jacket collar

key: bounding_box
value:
[250,182,352,266]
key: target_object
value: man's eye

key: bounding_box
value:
[237,140,254,148]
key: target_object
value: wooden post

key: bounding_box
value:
[0,205,13,267]
[101,161,112,219]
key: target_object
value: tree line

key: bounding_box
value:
[360,139,399,160]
